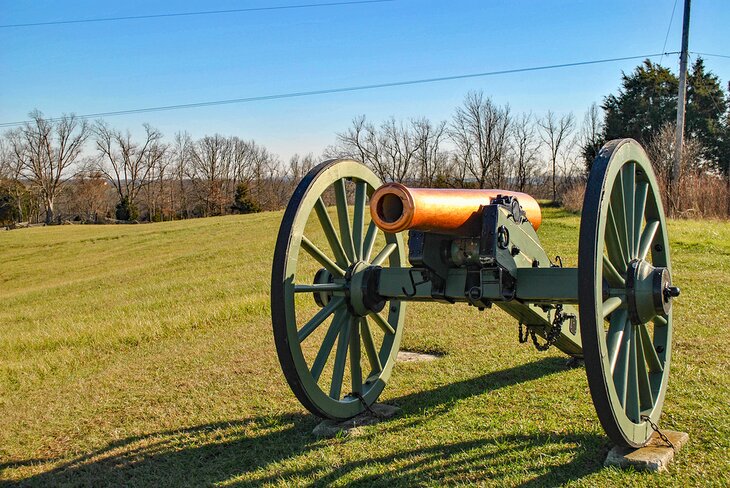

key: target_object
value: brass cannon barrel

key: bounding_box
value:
[369,183,542,235]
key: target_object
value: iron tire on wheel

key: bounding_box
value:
[579,138,674,448]
[271,159,407,420]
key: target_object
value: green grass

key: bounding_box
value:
[1,208,728,486]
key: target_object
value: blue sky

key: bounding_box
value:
[1,0,729,161]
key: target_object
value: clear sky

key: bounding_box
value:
[1,0,729,162]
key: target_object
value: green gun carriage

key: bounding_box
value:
[271,138,679,448]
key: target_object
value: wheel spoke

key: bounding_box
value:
[606,206,628,272]
[622,162,636,258]
[334,178,356,263]
[352,181,367,260]
[638,323,663,373]
[310,310,347,382]
[371,243,397,267]
[610,175,631,264]
[638,220,660,261]
[349,317,363,394]
[294,283,346,293]
[602,296,624,319]
[625,326,640,421]
[607,309,627,373]
[634,181,649,257]
[329,316,351,399]
[368,311,395,335]
[360,317,382,374]
[603,254,626,287]
[301,236,345,277]
[315,198,349,266]
[363,222,379,263]
[298,296,344,343]
[635,325,654,410]
[613,320,632,406]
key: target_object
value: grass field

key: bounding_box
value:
[1,207,729,487]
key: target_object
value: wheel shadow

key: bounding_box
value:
[5,358,604,487]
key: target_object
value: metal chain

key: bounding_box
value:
[518,323,529,343]
[527,304,570,351]
[641,415,675,450]
[348,391,385,419]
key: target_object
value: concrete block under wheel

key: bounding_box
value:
[604,430,689,472]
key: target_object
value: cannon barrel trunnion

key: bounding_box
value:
[271,138,678,448]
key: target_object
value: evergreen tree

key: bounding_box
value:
[231,182,260,214]
[686,58,727,167]
[0,184,20,225]
[115,196,139,221]
[602,60,678,146]
[586,58,729,174]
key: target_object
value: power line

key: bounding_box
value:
[0,0,393,29]
[659,0,679,66]
[0,52,679,129]
[691,52,730,60]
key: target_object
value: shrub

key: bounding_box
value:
[231,183,261,214]
[0,185,20,226]
[115,196,139,221]
[560,183,585,213]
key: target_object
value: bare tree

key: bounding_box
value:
[380,118,420,182]
[170,131,193,218]
[510,112,540,192]
[59,169,113,222]
[249,150,286,210]
[288,153,316,180]
[0,138,10,180]
[337,116,380,175]
[646,121,704,214]
[189,134,231,216]
[141,146,172,220]
[580,103,604,173]
[8,111,89,223]
[450,91,512,188]
[412,118,448,186]
[0,137,28,223]
[229,137,270,187]
[538,111,575,201]
[336,116,425,183]
[94,121,166,218]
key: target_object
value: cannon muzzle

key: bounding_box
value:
[369,183,542,235]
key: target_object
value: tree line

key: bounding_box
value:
[1,58,728,226]
[0,114,316,225]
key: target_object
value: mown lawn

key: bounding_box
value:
[1,207,728,486]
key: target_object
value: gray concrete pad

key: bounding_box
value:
[397,351,440,362]
[604,430,689,472]
[312,403,401,438]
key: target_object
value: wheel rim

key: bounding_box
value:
[579,139,674,447]
[271,159,406,420]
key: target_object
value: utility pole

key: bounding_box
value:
[671,0,691,184]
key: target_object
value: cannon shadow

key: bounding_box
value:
[5,358,604,487]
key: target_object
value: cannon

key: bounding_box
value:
[271,138,679,447]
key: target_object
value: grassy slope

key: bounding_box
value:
[0,208,728,487]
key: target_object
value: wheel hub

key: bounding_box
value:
[311,263,385,317]
[625,259,679,325]
[345,262,385,317]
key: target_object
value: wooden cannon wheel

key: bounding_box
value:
[271,159,407,420]
[579,138,675,447]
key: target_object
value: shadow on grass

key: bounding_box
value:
[6,358,604,487]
